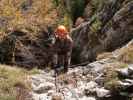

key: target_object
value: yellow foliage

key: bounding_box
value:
[0,0,59,33]
[117,44,133,63]
[90,18,102,33]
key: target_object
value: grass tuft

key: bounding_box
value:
[117,44,133,63]
[103,62,128,90]
[0,64,40,99]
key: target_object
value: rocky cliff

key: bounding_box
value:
[0,0,132,67]
[0,0,64,68]
[0,0,83,67]
[0,0,133,99]
[71,0,133,64]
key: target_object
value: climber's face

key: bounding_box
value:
[57,32,67,39]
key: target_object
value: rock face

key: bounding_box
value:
[0,0,65,67]
[0,0,132,68]
[102,1,133,51]
[71,0,133,64]
[29,40,133,100]
[0,29,54,68]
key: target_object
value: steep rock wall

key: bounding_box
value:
[71,0,133,64]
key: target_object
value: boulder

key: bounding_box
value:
[95,88,110,98]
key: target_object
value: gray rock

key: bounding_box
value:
[118,79,133,89]
[88,61,105,73]
[128,65,133,75]
[86,81,98,90]
[84,81,98,96]
[116,64,133,78]
[95,88,110,97]
[33,82,55,94]
[32,93,52,100]
[116,68,129,78]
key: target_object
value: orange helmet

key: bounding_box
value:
[55,25,68,37]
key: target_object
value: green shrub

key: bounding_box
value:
[90,17,102,32]
[52,0,60,6]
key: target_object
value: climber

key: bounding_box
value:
[53,25,73,73]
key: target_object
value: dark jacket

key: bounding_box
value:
[54,35,73,55]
